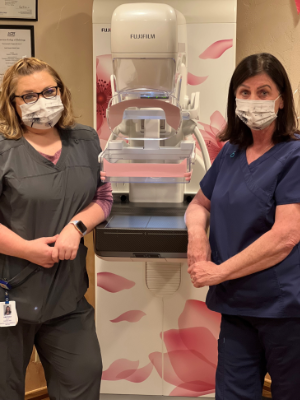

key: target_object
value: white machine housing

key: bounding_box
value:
[93,1,237,399]
[100,3,210,203]
[111,3,187,103]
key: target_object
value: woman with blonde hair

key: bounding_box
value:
[0,57,112,400]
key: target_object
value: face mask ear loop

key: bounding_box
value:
[274,94,282,117]
[294,85,300,120]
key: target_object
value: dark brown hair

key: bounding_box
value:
[219,53,299,148]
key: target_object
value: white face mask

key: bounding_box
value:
[235,95,281,131]
[20,96,64,130]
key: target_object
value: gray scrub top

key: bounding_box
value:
[0,124,102,322]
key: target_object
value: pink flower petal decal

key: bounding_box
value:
[170,381,215,397]
[179,328,218,366]
[125,362,153,383]
[96,54,113,148]
[148,352,163,379]
[102,359,139,380]
[169,350,216,385]
[150,300,221,396]
[149,352,182,387]
[102,359,153,383]
[187,72,208,86]
[163,329,188,352]
[97,272,135,293]
[199,39,233,59]
[150,350,216,397]
[164,327,218,367]
[198,111,227,163]
[178,299,221,339]
[210,110,227,132]
[110,310,146,323]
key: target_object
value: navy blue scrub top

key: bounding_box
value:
[200,140,300,318]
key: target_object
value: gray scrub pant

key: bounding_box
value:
[0,297,102,400]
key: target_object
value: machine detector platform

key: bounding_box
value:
[94,199,189,260]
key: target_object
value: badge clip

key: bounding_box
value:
[0,280,11,291]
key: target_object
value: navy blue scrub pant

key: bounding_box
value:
[0,297,102,400]
[216,314,300,400]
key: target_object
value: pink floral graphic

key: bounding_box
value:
[187,72,208,86]
[97,272,135,293]
[110,310,146,323]
[102,359,153,383]
[149,300,221,397]
[178,300,221,339]
[96,54,113,148]
[197,111,227,163]
[199,39,233,59]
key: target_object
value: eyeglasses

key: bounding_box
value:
[14,86,59,104]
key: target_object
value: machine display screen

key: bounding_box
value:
[140,95,169,100]
[106,215,186,229]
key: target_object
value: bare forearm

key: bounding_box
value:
[222,229,294,281]
[186,201,210,234]
[186,202,211,262]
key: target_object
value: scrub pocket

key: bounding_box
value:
[1,265,45,323]
[0,255,45,323]
[0,243,89,324]
[223,268,282,311]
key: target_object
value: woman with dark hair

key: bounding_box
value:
[186,53,300,400]
[4,305,11,315]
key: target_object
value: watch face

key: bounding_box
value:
[77,221,87,234]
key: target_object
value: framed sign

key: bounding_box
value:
[0,25,34,84]
[0,0,38,21]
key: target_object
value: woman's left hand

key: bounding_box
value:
[184,170,193,182]
[100,171,106,182]
[188,261,225,288]
[52,224,81,262]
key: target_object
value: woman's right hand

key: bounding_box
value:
[25,235,59,268]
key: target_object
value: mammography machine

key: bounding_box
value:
[93,1,236,398]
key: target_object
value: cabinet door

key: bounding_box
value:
[25,348,48,399]
[262,374,272,398]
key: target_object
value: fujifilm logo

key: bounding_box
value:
[130,34,155,39]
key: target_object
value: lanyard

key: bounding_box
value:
[4,291,9,304]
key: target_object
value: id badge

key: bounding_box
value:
[0,301,18,327]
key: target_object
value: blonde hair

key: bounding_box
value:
[0,57,76,139]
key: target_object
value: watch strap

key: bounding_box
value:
[69,220,87,237]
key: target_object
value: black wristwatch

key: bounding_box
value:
[69,220,87,237]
